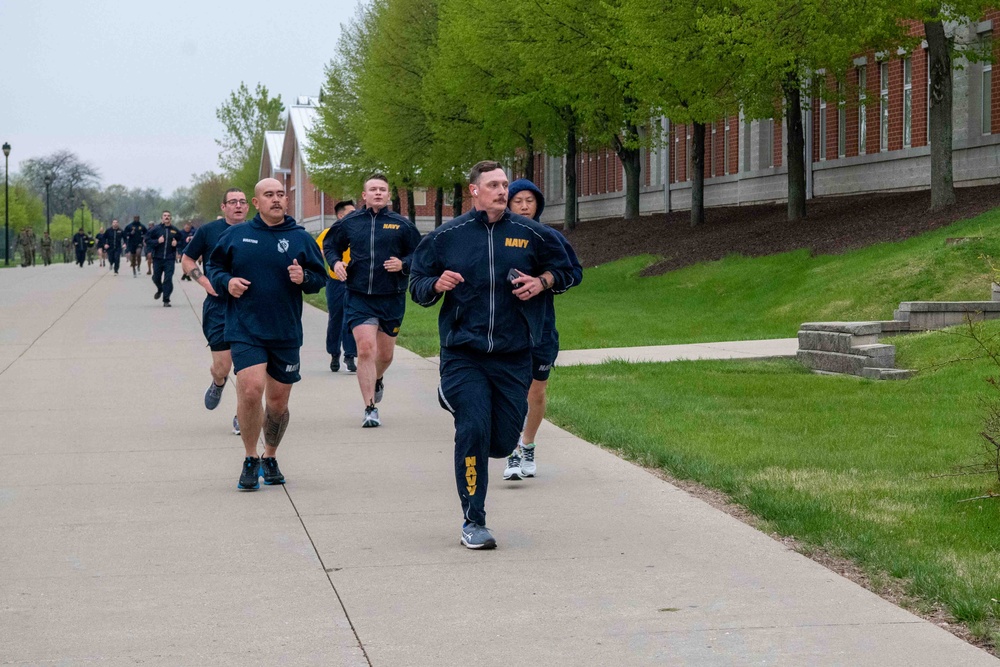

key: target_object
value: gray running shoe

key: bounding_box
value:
[362,405,380,428]
[461,522,497,550]
[204,380,225,410]
[374,377,384,403]
[232,416,241,435]
[345,356,357,373]
[503,450,523,481]
[521,444,536,477]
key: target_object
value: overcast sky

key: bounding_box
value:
[1,0,359,194]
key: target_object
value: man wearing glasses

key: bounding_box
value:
[182,188,248,434]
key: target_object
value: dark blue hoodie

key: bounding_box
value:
[207,214,326,348]
[507,179,583,335]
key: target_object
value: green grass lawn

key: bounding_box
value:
[545,323,1000,644]
[312,207,1000,357]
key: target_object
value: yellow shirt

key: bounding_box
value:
[316,227,350,280]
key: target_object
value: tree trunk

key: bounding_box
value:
[524,125,534,181]
[613,122,642,221]
[452,182,463,218]
[925,19,956,209]
[405,188,416,224]
[434,186,444,227]
[391,186,401,214]
[565,121,578,230]
[691,122,706,227]
[784,75,807,221]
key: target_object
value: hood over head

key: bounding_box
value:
[507,179,545,221]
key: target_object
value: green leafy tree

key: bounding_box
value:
[215,82,284,197]
[189,171,232,222]
[705,0,901,221]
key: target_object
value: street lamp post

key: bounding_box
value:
[3,142,9,267]
[44,174,53,235]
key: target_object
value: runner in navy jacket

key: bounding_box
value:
[123,216,146,276]
[102,219,125,275]
[322,173,422,428]
[409,161,574,550]
[206,178,325,491]
[146,211,183,306]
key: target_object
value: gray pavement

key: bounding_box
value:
[2,263,996,666]
[554,338,799,366]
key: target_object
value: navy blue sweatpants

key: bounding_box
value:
[152,258,175,302]
[438,347,531,527]
[325,276,357,359]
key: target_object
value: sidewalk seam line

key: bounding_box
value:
[0,272,106,377]
[282,485,373,666]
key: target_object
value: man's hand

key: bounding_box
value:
[104,244,109,250]
[334,260,348,282]
[171,239,177,247]
[383,256,403,272]
[228,277,251,298]
[434,270,464,293]
[511,271,545,301]
[157,236,165,244]
[288,259,304,284]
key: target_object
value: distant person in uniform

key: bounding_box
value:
[72,228,89,267]
[147,211,183,307]
[18,227,36,267]
[178,222,195,279]
[39,231,53,266]
[103,219,124,275]
[124,215,147,277]
[62,237,72,263]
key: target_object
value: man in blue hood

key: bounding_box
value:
[208,178,327,491]
[502,179,583,482]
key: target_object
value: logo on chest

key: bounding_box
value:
[277,238,290,253]
[383,223,400,230]
[504,238,529,249]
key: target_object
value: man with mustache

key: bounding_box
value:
[409,160,575,550]
[208,178,326,491]
[145,210,183,307]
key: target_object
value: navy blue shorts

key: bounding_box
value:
[345,291,405,337]
[202,298,229,352]
[230,342,301,384]
[531,329,559,381]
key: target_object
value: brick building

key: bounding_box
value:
[535,15,1000,226]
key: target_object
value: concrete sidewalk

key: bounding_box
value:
[2,264,996,666]
[554,338,799,366]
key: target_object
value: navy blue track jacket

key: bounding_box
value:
[409,209,574,354]
[124,222,146,251]
[145,224,184,260]
[103,227,124,250]
[207,214,326,348]
[323,206,422,295]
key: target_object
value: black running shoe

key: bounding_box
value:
[238,457,260,490]
[345,356,357,373]
[163,301,171,307]
[154,290,162,300]
[260,457,285,485]
[330,356,340,372]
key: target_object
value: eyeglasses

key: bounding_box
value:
[225,199,248,206]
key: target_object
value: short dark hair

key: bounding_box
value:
[162,210,171,215]
[334,200,355,216]
[468,160,504,185]
[363,172,390,189]
[222,187,243,204]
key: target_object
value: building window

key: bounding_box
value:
[674,128,682,181]
[819,98,827,160]
[723,117,730,175]
[880,61,889,152]
[858,66,867,154]
[903,57,912,147]
[983,32,993,135]
[838,82,846,158]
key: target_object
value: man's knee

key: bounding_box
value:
[236,373,266,403]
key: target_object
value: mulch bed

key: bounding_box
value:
[562,185,1000,274]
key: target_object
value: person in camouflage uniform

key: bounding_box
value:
[63,238,72,263]
[19,227,36,267]
[40,231,53,266]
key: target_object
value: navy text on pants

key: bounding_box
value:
[325,276,357,358]
[152,258,176,302]
[438,346,530,527]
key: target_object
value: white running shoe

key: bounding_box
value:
[503,450,523,481]
[521,444,536,477]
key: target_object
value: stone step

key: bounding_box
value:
[878,320,911,334]
[861,367,915,381]
[797,329,878,354]
[852,343,896,366]
[799,321,883,336]
[797,349,887,375]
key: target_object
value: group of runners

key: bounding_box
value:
[86,163,582,551]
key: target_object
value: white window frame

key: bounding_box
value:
[983,32,993,135]
[819,97,827,160]
[858,66,867,154]
[903,57,912,148]
[723,117,730,175]
[880,61,890,152]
